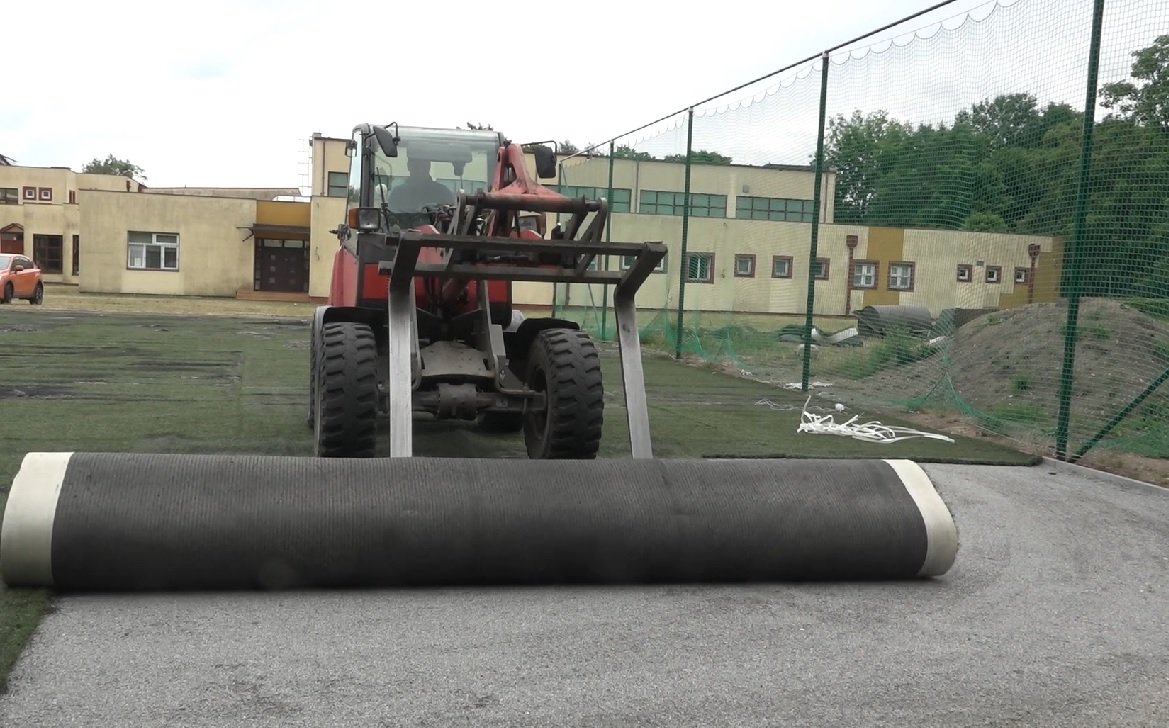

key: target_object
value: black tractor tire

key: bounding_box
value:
[523,328,604,459]
[29,283,43,305]
[314,321,379,458]
[1,282,11,304]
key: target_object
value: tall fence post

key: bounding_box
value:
[674,107,695,360]
[801,52,831,391]
[601,140,615,341]
[1054,0,1106,460]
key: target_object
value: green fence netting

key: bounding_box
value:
[524,0,1168,465]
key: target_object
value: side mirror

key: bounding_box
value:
[533,145,557,179]
[373,125,399,157]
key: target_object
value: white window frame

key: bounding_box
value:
[128,231,180,271]
[851,260,877,289]
[733,254,755,277]
[685,252,713,283]
[888,262,914,291]
[771,255,792,278]
[621,254,666,273]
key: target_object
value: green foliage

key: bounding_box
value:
[81,154,145,180]
[825,33,1169,300]
[611,145,655,160]
[663,149,733,165]
[1100,34,1169,130]
[1011,374,1032,392]
[964,211,1009,232]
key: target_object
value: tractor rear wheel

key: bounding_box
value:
[314,321,379,458]
[523,328,604,459]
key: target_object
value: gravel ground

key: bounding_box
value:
[2,460,1168,727]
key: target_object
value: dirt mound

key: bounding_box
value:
[860,298,1168,447]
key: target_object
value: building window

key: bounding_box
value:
[851,260,877,289]
[32,234,63,274]
[128,231,179,271]
[72,235,80,276]
[620,253,666,272]
[639,190,726,217]
[0,188,17,205]
[38,187,52,202]
[326,172,348,197]
[889,261,915,291]
[0,224,23,254]
[734,254,755,277]
[22,186,36,201]
[735,195,816,222]
[68,190,77,204]
[986,265,1002,284]
[550,185,633,213]
[1015,267,1030,284]
[771,255,793,278]
[813,257,830,280]
[957,264,972,282]
[684,252,714,283]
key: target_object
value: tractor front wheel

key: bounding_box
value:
[523,328,604,459]
[314,321,379,458]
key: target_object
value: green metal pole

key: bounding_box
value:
[801,52,831,392]
[601,141,615,341]
[674,107,695,360]
[1055,0,1105,460]
[1071,365,1169,462]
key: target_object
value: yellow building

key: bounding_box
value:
[524,155,1061,319]
[0,164,146,285]
[1,133,1061,320]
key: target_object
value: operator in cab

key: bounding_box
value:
[388,157,455,212]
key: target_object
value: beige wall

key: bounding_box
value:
[78,190,256,296]
[514,214,1061,319]
[1,166,147,285]
[536,154,835,223]
[310,134,352,198]
[309,196,347,297]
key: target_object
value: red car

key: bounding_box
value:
[0,253,44,304]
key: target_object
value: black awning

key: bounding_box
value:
[248,223,310,237]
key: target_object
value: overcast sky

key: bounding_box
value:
[3,0,1165,190]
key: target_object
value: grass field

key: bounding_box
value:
[0,295,1037,690]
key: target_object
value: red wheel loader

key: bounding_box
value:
[0,122,960,591]
[306,123,665,460]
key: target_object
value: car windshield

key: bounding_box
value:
[0,255,11,269]
[369,126,499,222]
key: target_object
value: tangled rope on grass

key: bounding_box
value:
[796,396,955,444]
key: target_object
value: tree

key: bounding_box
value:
[558,140,580,156]
[82,154,146,180]
[611,145,655,160]
[462,122,494,130]
[662,149,732,165]
[823,110,912,223]
[1100,33,1169,130]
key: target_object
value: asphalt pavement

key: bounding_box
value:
[2,460,1167,727]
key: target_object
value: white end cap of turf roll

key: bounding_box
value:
[0,452,71,588]
[883,459,960,578]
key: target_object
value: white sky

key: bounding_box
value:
[3,0,1165,190]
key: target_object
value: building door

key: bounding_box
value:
[33,234,63,274]
[0,224,23,254]
[255,239,309,293]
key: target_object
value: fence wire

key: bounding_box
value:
[535,0,1168,465]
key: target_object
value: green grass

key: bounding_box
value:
[0,305,1036,691]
